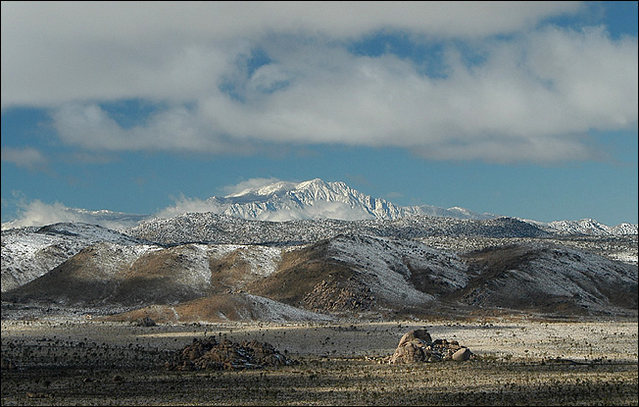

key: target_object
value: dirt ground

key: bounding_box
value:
[2,317,637,405]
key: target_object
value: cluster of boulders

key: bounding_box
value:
[134,316,157,327]
[390,328,473,364]
[166,337,295,371]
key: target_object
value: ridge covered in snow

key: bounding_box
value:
[2,179,636,237]
[1,207,148,231]
[526,218,638,236]
[1,222,148,292]
[205,178,494,221]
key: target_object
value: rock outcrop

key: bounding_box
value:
[167,337,295,370]
[135,316,156,327]
[390,329,473,364]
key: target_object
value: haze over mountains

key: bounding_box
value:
[2,178,637,322]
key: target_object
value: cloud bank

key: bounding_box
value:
[2,2,637,163]
[0,200,144,230]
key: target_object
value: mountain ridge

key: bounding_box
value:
[2,178,635,234]
[5,232,636,320]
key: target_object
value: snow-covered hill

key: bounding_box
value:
[458,244,638,314]
[5,232,636,319]
[1,223,147,292]
[537,219,639,236]
[128,213,549,246]
[1,208,148,231]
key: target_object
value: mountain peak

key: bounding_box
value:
[183,178,498,222]
[225,178,342,199]
[224,180,297,198]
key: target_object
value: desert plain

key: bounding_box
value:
[2,313,637,406]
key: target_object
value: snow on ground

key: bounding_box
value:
[206,244,282,278]
[1,224,147,292]
[242,294,333,323]
[83,242,162,280]
[473,245,638,314]
[234,246,282,277]
[168,244,213,290]
[608,250,638,265]
[326,235,468,306]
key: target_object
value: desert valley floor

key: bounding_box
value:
[2,315,637,406]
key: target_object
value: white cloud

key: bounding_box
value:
[4,200,79,229]
[43,26,637,163]
[1,147,47,170]
[2,2,636,163]
[1,200,103,229]
[153,195,220,219]
[1,2,581,108]
[221,177,285,196]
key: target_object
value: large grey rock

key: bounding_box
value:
[397,329,432,348]
[390,340,426,364]
[452,347,472,361]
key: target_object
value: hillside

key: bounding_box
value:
[1,223,146,292]
[128,213,549,246]
[4,233,637,321]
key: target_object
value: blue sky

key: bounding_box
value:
[1,2,637,226]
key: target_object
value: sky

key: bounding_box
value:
[1,1,637,227]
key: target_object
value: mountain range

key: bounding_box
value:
[1,178,637,322]
[2,178,636,236]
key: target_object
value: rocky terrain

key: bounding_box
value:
[166,336,294,371]
[1,318,637,405]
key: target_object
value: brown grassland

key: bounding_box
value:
[1,317,637,405]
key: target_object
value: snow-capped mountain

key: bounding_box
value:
[2,177,636,320]
[3,179,633,235]
[178,178,495,222]
[210,178,408,221]
[153,178,632,232]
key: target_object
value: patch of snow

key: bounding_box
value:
[170,244,213,289]
[1,223,148,292]
[243,293,333,322]
[235,246,282,277]
[326,235,468,306]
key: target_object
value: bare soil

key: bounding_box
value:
[2,318,637,405]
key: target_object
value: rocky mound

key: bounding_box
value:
[134,316,156,327]
[390,329,473,364]
[167,337,295,371]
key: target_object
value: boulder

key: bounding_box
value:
[397,329,432,348]
[135,316,156,327]
[390,340,426,364]
[390,329,473,364]
[452,347,472,361]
